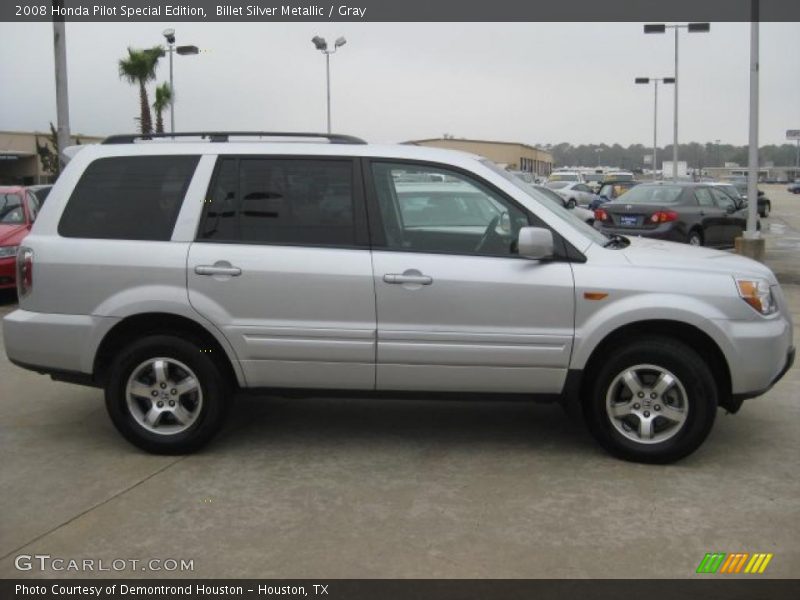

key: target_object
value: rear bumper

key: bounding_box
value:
[596,222,685,242]
[3,309,118,376]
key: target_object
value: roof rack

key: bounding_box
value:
[101,132,367,145]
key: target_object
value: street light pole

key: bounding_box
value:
[645,23,710,182]
[52,0,71,174]
[673,26,679,182]
[326,52,331,134]
[745,5,759,239]
[636,77,674,181]
[312,36,347,134]
[162,29,199,134]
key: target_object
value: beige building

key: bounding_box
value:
[406,138,554,176]
[0,130,104,185]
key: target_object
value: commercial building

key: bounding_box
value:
[0,130,103,185]
[704,165,800,183]
[406,138,553,176]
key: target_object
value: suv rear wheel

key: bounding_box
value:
[583,337,717,463]
[105,334,229,454]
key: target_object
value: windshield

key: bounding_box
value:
[0,193,25,224]
[483,160,608,246]
[613,185,683,204]
[545,181,569,190]
[548,173,579,182]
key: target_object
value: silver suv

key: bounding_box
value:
[3,132,794,463]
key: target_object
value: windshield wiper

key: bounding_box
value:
[603,234,630,248]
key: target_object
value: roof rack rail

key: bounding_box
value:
[101,132,367,145]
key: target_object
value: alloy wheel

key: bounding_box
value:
[605,364,689,444]
[125,357,203,435]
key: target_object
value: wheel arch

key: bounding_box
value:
[93,312,244,388]
[574,319,734,413]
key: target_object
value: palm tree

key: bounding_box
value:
[153,82,173,134]
[118,46,164,134]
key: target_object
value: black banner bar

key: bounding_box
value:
[3,0,800,22]
[3,579,800,600]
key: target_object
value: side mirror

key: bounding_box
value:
[517,227,554,260]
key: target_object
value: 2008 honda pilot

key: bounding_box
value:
[3,132,794,463]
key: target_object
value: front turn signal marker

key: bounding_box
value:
[584,292,608,301]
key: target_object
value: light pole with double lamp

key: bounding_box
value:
[162,28,200,134]
[311,35,347,134]
[635,77,674,181]
[644,22,710,181]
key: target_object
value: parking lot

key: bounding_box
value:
[1,185,798,579]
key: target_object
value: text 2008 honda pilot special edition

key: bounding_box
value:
[2,133,794,463]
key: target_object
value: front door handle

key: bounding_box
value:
[195,263,242,277]
[383,273,433,285]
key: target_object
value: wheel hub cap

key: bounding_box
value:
[125,357,203,436]
[605,364,689,445]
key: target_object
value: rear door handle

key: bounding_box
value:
[383,273,433,285]
[195,264,242,277]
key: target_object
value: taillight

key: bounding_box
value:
[650,211,679,223]
[594,208,608,222]
[17,247,33,297]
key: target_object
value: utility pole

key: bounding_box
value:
[52,0,71,173]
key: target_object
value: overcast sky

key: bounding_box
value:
[1,21,798,146]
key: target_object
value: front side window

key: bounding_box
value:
[199,158,356,247]
[59,156,199,240]
[370,162,529,257]
[710,188,736,210]
[694,188,715,207]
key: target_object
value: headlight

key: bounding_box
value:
[0,245,18,258]
[735,278,778,315]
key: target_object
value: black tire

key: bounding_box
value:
[567,198,577,209]
[760,203,770,218]
[583,337,718,464]
[105,334,230,454]
[687,229,703,246]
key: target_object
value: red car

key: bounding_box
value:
[0,186,40,290]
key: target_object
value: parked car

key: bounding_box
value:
[604,171,635,183]
[2,132,793,464]
[788,181,800,194]
[547,170,584,183]
[589,180,639,210]
[544,181,597,208]
[714,177,772,219]
[531,184,595,224]
[0,186,40,289]
[710,182,771,218]
[594,182,754,248]
[27,184,53,205]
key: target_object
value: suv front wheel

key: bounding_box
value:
[583,337,718,463]
[105,334,230,454]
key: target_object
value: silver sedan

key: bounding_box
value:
[545,181,597,208]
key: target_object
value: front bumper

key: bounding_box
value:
[732,346,795,403]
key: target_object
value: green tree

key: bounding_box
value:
[35,122,81,179]
[118,46,164,134]
[153,82,173,134]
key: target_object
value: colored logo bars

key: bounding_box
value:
[696,552,773,574]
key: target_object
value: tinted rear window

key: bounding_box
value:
[59,156,199,240]
[198,157,356,247]
[613,185,683,205]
